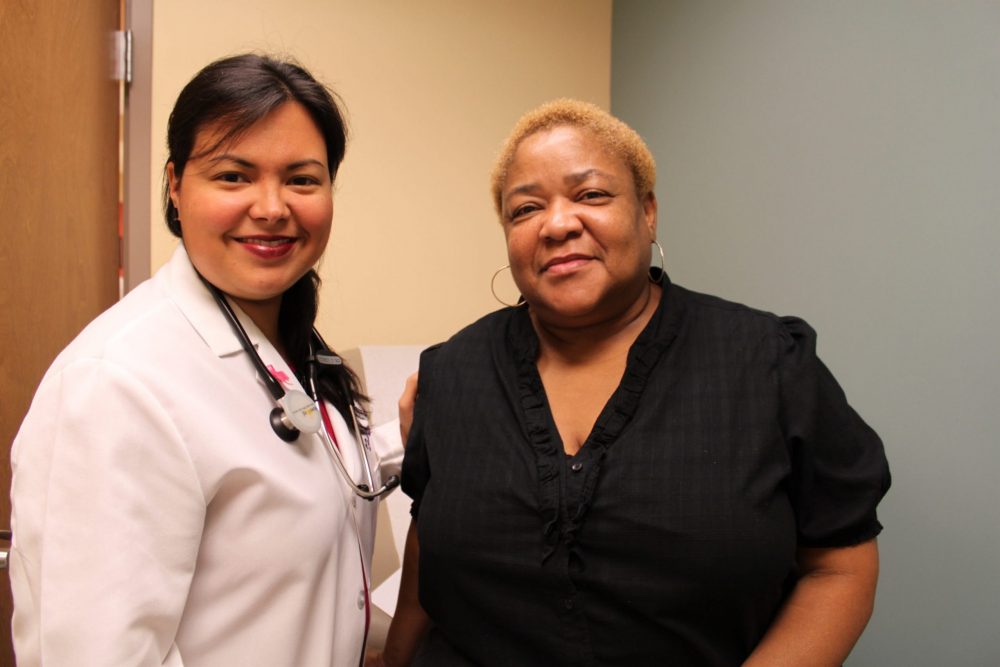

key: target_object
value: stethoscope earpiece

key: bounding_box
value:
[382,475,402,493]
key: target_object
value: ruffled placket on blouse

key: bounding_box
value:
[503,279,685,659]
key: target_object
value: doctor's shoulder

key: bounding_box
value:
[28,274,190,394]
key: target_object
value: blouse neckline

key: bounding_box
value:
[503,273,687,562]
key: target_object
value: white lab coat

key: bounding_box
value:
[9,246,403,667]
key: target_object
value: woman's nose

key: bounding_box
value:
[249,182,290,223]
[541,199,583,241]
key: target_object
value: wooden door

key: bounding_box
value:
[0,0,121,663]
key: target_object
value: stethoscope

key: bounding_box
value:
[202,278,399,501]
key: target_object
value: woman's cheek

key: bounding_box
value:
[506,239,535,290]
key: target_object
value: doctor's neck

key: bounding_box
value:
[231,294,287,361]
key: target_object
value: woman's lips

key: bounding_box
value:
[236,236,296,259]
[542,254,592,275]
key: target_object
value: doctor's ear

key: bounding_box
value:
[166,162,181,206]
[165,162,184,237]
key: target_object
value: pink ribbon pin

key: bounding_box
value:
[267,364,291,386]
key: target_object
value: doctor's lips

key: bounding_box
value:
[542,253,593,274]
[236,235,297,259]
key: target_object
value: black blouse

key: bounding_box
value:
[402,276,890,666]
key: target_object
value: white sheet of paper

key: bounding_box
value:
[371,567,403,616]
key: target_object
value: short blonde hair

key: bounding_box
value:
[489,98,656,216]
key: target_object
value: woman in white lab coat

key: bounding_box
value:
[9,53,401,667]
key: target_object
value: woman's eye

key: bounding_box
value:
[289,175,321,187]
[580,190,609,202]
[510,203,539,220]
[216,172,246,184]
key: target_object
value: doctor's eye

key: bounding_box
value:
[215,172,248,184]
[288,174,323,187]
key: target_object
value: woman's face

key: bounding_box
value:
[167,101,333,314]
[501,125,657,326]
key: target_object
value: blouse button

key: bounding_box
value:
[570,462,583,472]
[357,590,366,609]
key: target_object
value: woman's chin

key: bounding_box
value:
[529,297,605,325]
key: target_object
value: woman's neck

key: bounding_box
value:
[231,295,287,360]
[531,282,661,367]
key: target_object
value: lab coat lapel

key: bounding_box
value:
[162,245,304,394]
[163,245,245,358]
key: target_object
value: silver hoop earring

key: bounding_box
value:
[490,265,525,308]
[650,240,665,284]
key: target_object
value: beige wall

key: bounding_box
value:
[149,0,611,349]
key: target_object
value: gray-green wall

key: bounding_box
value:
[612,1,1000,664]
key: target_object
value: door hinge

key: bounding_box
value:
[111,29,133,84]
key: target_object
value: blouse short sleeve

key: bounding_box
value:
[777,316,891,548]
[400,344,441,518]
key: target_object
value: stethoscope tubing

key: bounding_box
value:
[200,274,399,500]
[305,351,400,501]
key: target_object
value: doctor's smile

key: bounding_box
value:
[234,235,300,259]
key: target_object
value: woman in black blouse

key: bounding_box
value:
[376,100,890,667]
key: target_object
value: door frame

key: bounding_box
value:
[123,0,154,291]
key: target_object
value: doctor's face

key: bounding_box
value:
[167,101,333,313]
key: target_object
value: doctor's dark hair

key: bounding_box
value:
[164,53,367,429]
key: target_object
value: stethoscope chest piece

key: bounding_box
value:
[270,389,322,443]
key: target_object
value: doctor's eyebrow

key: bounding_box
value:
[204,154,328,171]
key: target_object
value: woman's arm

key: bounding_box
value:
[743,539,880,667]
[369,520,430,667]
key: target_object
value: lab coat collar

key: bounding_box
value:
[162,244,247,358]
[162,245,310,397]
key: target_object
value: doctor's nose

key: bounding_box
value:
[249,183,290,223]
